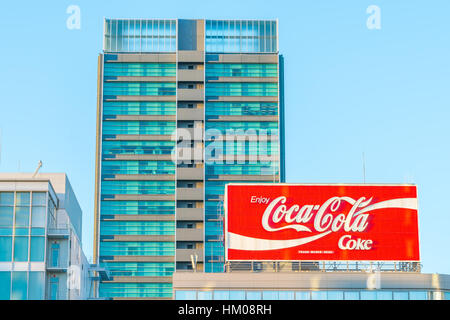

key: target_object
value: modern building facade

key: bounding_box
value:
[94,18,285,299]
[173,270,450,300]
[0,173,94,300]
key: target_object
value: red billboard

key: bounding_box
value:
[225,184,420,261]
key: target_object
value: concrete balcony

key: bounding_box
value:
[176,148,203,161]
[177,188,203,201]
[176,248,204,262]
[177,89,204,101]
[47,226,70,239]
[176,128,203,141]
[177,108,204,121]
[177,69,204,82]
[177,168,204,180]
[178,50,204,63]
[176,208,203,221]
[176,228,203,241]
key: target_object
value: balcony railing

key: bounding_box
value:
[224,261,422,273]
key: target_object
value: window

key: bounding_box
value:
[176,290,196,300]
[229,291,245,300]
[409,291,428,300]
[393,291,409,300]
[246,291,262,300]
[344,291,360,300]
[50,277,59,300]
[28,272,44,300]
[0,206,13,229]
[198,291,212,300]
[13,236,28,261]
[0,272,11,300]
[0,237,12,261]
[30,237,45,261]
[213,290,229,300]
[377,291,393,300]
[328,291,344,300]
[311,291,327,300]
[31,206,46,228]
[51,243,60,267]
[262,291,279,300]
[11,272,27,300]
[187,203,194,209]
[15,206,30,227]
[360,291,377,300]
[278,291,295,300]
[32,193,46,206]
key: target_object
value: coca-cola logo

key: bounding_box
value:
[261,196,372,234]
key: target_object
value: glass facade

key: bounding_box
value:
[99,55,176,299]
[175,290,450,301]
[104,19,177,53]
[205,20,277,53]
[204,58,280,272]
[0,191,52,300]
[0,192,47,263]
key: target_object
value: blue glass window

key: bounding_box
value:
[101,200,175,215]
[13,236,28,261]
[102,121,175,135]
[213,290,229,300]
[311,291,327,300]
[229,291,246,300]
[100,282,172,298]
[393,291,409,300]
[198,291,213,300]
[103,82,176,96]
[102,141,175,156]
[28,272,45,300]
[30,237,45,262]
[246,291,262,300]
[100,221,175,236]
[101,262,174,277]
[101,180,175,195]
[0,271,11,300]
[0,236,12,261]
[409,291,428,300]
[103,101,176,116]
[100,241,174,256]
[206,83,278,97]
[278,291,295,300]
[206,64,278,78]
[11,272,27,300]
[206,102,278,117]
[175,290,196,300]
[104,63,176,77]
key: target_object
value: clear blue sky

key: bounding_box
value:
[0,0,449,273]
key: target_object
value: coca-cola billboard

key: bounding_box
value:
[224,184,420,261]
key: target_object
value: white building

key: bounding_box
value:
[0,173,97,300]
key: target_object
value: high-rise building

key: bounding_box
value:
[94,18,285,299]
[0,173,95,300]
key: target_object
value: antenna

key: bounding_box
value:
[362,152,366,183]
[32,160,43,178]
